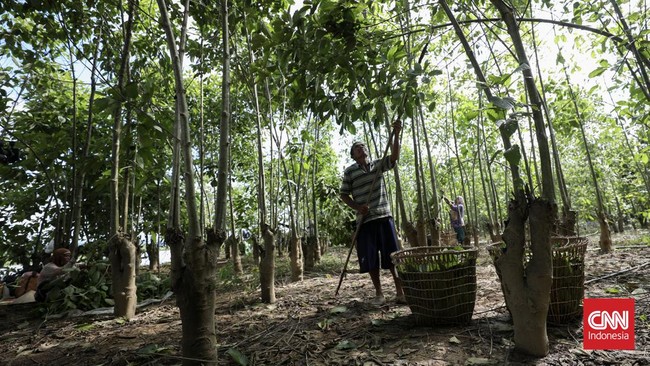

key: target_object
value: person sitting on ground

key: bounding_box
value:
[35,248,73,302]
[15,271,39,295]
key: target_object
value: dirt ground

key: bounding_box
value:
[1,232,649,366]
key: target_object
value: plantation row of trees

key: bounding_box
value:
[1,0,648,363]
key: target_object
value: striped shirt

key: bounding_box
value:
[340,155,395,224]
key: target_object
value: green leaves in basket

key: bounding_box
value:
[400,252,467,273]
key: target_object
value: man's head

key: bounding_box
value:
[52,248,72,267]
[350,141,369,161]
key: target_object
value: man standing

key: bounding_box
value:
[339,120,405,305]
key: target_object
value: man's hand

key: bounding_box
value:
[393,119,402,134]
[357,204,369,216]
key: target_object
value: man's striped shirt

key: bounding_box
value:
[340,155,395,224]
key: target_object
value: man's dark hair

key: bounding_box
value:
[350,141,366,158]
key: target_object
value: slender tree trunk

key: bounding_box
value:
[158,0,219,363]
[71,27,101,257]
[410,115,427,247]
[242,12,275,300]
[228,152,242,275]
[536,20,575,235]
[608,0,650,100]
[109,0,138,320]
[561,66,612,252]
[418,106,441,245]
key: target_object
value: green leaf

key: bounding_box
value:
[124,81,138,99]
[504,145,521,167]
[93,97,117,113]
[464,110,479,121]
[335,340,357,350]
[318,318,334,330]
[75,323,95,331]
[489,96,515,110]
[588,67,607,78]
[329,306,348,314]
[137,344,169,355]
[512,63,531,73]
[496,118,518,139]
[226,347,249,366]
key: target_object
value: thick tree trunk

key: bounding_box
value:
[109,233,137,318]
[559,209,577,236]
[487,223,502,243]
[146,232,160,272]
[498,197,553,357]
[260,225,276,303]
[167,228,219,364]
[401,219,419,248]
[290,232,303,282]
[229,235,243,275]
[303,236,315,271]
[158,0,219,363]
[597,211,613,253]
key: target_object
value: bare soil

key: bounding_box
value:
[1,232,649,366]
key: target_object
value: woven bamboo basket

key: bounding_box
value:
[487,236,588,324]
[441,232,457,246]
[391,246,477,325]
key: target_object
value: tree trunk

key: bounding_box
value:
[567,68,612,252]
[227,159,242,275]
[498,198,553,356]
[289,232,303,282]
[394,167,419,247]
[440,0,554,356]
[260,224,276,303]
[71,31,101,258]
[597,211,613,252]
[110,233,137,318]
[490,0,557,356]
[109,0,137,320]
[303,235,315,271]
[158,0,219,363]
[146,231,160,272]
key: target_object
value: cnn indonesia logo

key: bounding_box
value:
[583,298,635,350]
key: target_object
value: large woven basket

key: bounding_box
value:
[391,246,477,325]
[441,232,457,245]
[487,236,588,324]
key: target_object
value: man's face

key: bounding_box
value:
[351,143,368,161]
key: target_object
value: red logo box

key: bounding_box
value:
[583,298,635,350]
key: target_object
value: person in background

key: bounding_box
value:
[443,196,465,245]
[340,120,405,306]
[35,248,73,302]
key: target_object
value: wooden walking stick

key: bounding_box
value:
[334,123,400,297]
